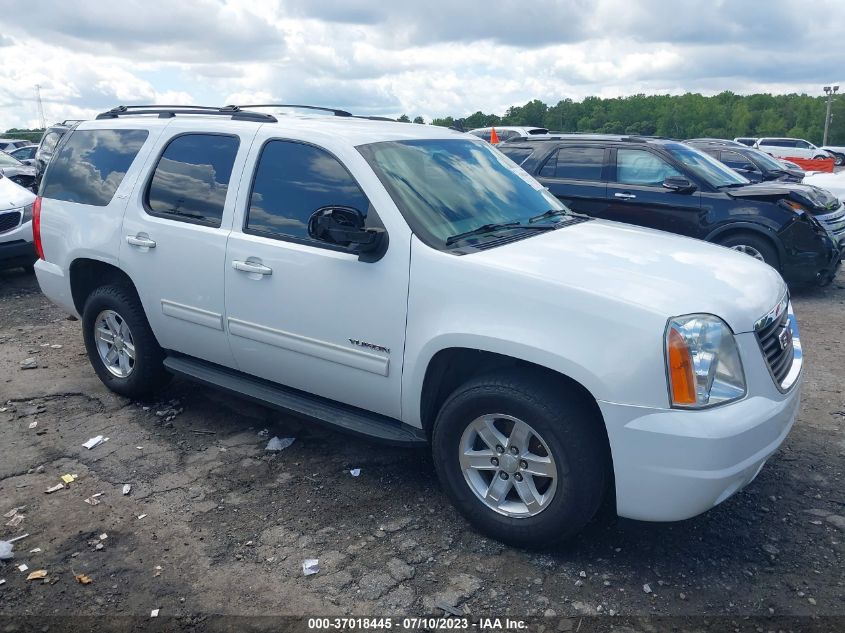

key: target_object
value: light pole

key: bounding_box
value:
[823,85,839,146]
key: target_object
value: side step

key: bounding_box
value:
[163,355,428,447]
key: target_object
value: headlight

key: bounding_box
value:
[20,203,34,223]
[665,314,746,408]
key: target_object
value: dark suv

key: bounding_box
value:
[685,139,805,183]
[498,135,842,285]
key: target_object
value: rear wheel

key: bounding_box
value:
[431,370,609,547]
[813,154,828,161]
[718,233,779,269]
[82,284,170,398]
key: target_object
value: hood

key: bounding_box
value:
[0,164,36,178]
[471,220,785,334]
[727,181,840,212]
[0,175,37,210]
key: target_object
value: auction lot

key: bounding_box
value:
[1,268,843,621]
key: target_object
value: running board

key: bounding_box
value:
[163,355,427,447]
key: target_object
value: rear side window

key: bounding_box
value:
[540,146,605,181]
[246,140,369,242]
[146,134,239,227]
[40,129,149,206]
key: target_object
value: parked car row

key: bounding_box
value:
[732,136,840,163]
[28,104,804,546]
[497,134,842,286]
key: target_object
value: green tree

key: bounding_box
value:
[397,114,411,123]
[412,116,424,124]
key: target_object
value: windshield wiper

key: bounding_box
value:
[528,209,569,223]
[445,221,557,246]
[717,182,748,189]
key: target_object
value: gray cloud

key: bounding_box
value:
[0,0,285,62]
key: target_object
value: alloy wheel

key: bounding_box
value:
[94,309,136,378]
[459,414,557,518]
[731,244,765,262]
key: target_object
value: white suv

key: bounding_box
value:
[0,175,37,271]
[756,137,831,160]
[34,105,802,546]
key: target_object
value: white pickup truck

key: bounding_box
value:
[33,105,802,546]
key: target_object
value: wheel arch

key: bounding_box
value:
[705,222,785,262]
[418,345,616,512]
[69,258,140,316]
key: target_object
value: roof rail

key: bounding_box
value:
[96,105,277,123]
[228,104,353,117]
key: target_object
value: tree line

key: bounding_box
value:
[7,92,843,145]
[424,92,845,145]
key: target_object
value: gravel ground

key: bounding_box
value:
[0,267,843,626]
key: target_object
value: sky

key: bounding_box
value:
[1,0,843,130]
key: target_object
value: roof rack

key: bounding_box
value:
[228,104,353,117]
[228,104,396,122]
[96,105,277,123]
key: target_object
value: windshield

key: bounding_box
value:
[746,147,790,171]
[666,143,749,188]
[358,138,567,248]
[0,151,22,167]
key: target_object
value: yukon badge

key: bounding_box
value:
[349,338,390,354]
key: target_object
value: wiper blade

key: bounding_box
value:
[445,222,520,245]
[445,221,558,246]
[528,209,569,223]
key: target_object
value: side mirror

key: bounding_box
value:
[307,206,387,260]
[662,176,697,194]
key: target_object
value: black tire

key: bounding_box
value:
[717,232,779,269]
[82,284,170,398]
[431,370,609,547]
[833,153,844,167]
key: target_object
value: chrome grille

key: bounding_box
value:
[755,304,794,386]
[816,204,845,244]
[0,210,22,234]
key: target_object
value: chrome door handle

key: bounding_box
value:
[126,235,156,248]
[614,193,636,199]
[232,260,273,276]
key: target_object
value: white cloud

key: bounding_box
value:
[0,0,843,130]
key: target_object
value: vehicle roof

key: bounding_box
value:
[502,134,681,145]
[469,126,548,132]
[685,138,745,146]
[76,113,465,146]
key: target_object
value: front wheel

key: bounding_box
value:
[718,233,779,269]
[82,284,171,398]
[833,153,844,167]
[431,371,609,547]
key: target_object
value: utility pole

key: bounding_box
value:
[823,85,839,146]
[35,84,46,130]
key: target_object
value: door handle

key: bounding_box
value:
[126,235,156,248]
[232,260,273,276]
[614,193,637,200]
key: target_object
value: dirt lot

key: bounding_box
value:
[0,267,843,626]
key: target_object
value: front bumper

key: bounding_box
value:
[778,216,841,283]
[600,330,801,522]
[0,219,36,268]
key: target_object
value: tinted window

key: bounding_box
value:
[40,129,149,206]
[246,141,369,241]
[720,150,756,170]
[542,146,604,180]
[616,149,682,186]
[146,134,239,227]
[497,146,533,166]
[40,131,61,155]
